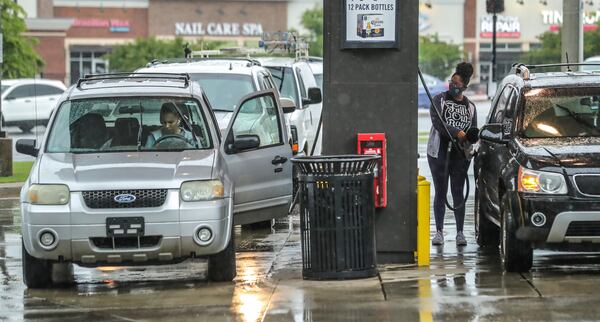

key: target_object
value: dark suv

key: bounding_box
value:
[475,63,600,272]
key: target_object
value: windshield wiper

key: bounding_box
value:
[555,104,598,131]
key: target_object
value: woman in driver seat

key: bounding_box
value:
[145,102,194,147]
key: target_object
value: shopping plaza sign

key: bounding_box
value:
[480,15,521,38]
[175,22,264,36]
[542,10,600,32]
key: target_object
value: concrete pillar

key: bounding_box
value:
[561,0,583,68]
[323,0,418,263]
[0,138,13,177]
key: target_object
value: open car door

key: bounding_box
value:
[220,89,293,225]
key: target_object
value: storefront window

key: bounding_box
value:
[69,50,110,85]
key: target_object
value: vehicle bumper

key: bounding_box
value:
[21,190,233,265]
[516,195,600,246]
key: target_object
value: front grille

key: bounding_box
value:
[90,236,162,249]
[566,221,600,237]
[83,189,168,209]
[574,175,600,196]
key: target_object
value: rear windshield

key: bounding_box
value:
[522,87,600,138]
[191,74,255,112]
[46,97,212,153]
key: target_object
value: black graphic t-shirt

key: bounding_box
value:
[442,96,471,132]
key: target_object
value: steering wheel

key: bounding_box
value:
[154,134,193,148]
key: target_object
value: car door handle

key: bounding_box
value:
[49,98,56,101]
[272,156,288,165]
[24,99,31,103]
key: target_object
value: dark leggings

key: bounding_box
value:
[428,148,471,233]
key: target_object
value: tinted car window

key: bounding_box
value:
[522,87,600,138]
[191,74,255,112]
[35,84,64,96]
[296,67,307,99]
[8,85,34,99]
[489,86,512,123]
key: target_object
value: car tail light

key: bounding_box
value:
[290,126,299,154]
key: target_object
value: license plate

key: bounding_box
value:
[106,217,144,237]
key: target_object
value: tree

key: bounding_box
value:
[523,22,600,65]
[105,37,229,72]
[1,0,44,78]
[419,35,463,80]
[301,6,323,57]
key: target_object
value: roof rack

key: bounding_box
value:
[511,62,600,80]
[77,72,190,89]
[146,57,261,68]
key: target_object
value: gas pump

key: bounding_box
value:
[357,133,387,208]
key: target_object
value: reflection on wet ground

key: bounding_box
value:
[3,193,600,321]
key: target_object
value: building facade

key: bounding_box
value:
[20,0,321,85]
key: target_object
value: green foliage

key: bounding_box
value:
[105,37,230,72]
[419,35,463,80]
[301,6,323,57]
[523,23,600,65]
[1,0,44,78]
[521,31,561,65]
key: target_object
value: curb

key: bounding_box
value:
[0,182,23,198]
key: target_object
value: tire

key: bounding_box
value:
[207,226,237,282]
[475,187,500,248]
[19,124,33,133]
[22,242,52,288]
[500,195,533,272]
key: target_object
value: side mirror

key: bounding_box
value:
[16,139,38,157]
[280,97,296,114]
[307,87,322,104]
[480,124,508,144]
[226,134,260,154]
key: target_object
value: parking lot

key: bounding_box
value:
[3,101,600,321]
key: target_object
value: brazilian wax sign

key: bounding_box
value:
[345,0,397,44]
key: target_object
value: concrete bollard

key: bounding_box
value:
[0,138,13,177]
[417,174,431,267]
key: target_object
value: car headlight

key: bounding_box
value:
[180,180,225,202]
[518,167,568,194]
[26,184,70,205]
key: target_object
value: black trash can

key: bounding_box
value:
[291,155,379,280]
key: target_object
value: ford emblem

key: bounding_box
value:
[114,194,136,203]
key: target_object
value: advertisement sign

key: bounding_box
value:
[73,18,130,33]
[174,22,263,37]
[342,0,399,49]
[480,15,521,38]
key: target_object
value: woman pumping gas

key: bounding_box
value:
[427,62,477,247]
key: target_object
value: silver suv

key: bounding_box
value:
[16,73,294,288]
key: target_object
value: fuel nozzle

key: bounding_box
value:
[466,127,480,144]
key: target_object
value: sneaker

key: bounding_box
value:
[456,231,467,246]
[432,231,444,245]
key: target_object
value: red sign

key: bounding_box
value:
[548,24,599,32]
[73,18,130,32]
[480,32,521,38]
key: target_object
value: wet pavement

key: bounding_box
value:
[3,192,600,321]
[3,102,600,321]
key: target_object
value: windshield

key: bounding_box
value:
[522,87,600,138]
[265,67,299,108]
[1,85,10,94]
[314,74,323,90]
[46,97,212,153]
[191,74,255,112]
